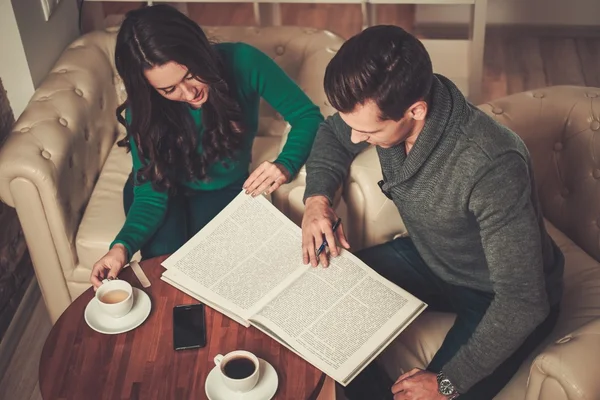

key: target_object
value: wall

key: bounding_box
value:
[416,0,600,26]
[0,0,35,119]
[0,0,79,118]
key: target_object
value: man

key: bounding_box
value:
[301,25,564,400]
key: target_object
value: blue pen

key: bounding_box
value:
[316,218,342,257]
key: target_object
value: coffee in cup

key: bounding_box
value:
[95,279,134,318]
[214,350,260,392]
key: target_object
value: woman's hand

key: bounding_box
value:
[243,161,291,197]
[90,244,129,290]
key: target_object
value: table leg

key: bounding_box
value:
[364,2,376,29]
[468,0,487,104]
[254,3,282,26]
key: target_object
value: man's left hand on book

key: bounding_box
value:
[301,195,350,267]
[391,369,447,400]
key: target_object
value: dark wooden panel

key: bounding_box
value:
[540,38,586,86]
[576,38,600,88]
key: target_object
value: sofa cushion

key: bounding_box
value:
[377,219,600,399]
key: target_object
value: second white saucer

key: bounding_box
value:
[84,288,151,334]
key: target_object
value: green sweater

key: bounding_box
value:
[111,42,323,257]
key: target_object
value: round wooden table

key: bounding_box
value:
[39,256,327,400]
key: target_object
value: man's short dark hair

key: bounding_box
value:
[324,25,433,121]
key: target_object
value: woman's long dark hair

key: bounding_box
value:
[114,5,245,192]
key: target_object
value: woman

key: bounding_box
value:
[90,5,323,288]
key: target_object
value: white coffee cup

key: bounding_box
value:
[95,279,134,318]
[213,350,260,393]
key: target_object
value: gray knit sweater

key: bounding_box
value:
[303,75,564,393]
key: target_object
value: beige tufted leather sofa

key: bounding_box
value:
[0,26,343,324]
[345,86,600,399]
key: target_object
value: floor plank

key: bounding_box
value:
[540,38,586,86]
[28,383,42,400]
[481,32,508,103]
[0,299,52,400]
[576,38,600,87]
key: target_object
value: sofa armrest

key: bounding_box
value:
[526,318,600,400]
[0,30,122,321]
[479,86,600,262]
[342,145,408,250]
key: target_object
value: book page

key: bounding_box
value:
[161,191,309,323]
[250,251,427,385]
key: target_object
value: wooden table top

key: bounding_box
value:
[39,255,326,400]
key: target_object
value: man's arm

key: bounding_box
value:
[304,113,369,204]
[442,152,550,393]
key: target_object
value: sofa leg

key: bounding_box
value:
[254,3,282,26]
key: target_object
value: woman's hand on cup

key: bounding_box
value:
[243,161,290,197]
[90,243,128,290]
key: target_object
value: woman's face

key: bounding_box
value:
[144,62,209,108]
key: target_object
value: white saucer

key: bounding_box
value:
[205,358,278,400]
[84,288,151,334]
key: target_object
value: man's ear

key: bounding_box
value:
[408,101,428,121]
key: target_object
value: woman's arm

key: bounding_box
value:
[238,43,324,178]
[110,117,169,259]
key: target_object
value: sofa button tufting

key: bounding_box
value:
[556,335,572,344]
[554,142,563,151]
[59,118,68,127]
[74,88,83,97]
[591,120,600,131]
[586,92,598,98]
[533,92,544,99]
[593,169,600,179]
[41,150,51,160]
[38,96,49,101]
[84,128,90,140]
[20,127,31,133]
[57,69,68,74]
[275,45,285,56]
[492,107,503,115]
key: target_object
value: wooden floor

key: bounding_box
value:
[1,4,600,400]
[100,2,600,104]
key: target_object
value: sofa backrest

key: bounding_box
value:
[0,25,343,278]
[479,86,600,262]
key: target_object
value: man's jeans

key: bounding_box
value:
[344,237,559,400]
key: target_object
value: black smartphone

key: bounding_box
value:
[173,303,207,351]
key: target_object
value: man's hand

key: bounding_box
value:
[301,196,350,267]
[243,161,290,197]
[391,369,446,400]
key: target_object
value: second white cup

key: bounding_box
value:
[95,279,134,318]
[213,350,260,393]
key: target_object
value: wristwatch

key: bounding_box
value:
[436,371,460,399]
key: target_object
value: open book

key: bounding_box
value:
[161,191,427,386]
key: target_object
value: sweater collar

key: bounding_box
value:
[377,74,468,188]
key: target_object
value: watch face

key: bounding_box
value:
[439,378,455,395]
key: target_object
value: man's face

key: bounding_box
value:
[339,100,421,148]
